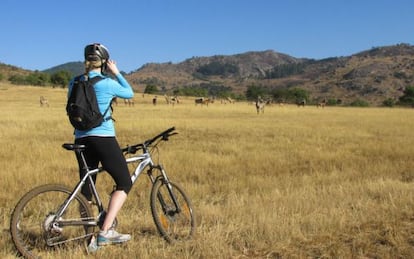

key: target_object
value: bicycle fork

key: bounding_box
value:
[150,165,182,215]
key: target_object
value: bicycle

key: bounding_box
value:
[10,127,196,258]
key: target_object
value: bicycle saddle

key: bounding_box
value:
[62,143,86,151]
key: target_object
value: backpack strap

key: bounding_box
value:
[88,75,104,85]
[102,101,113,121]
[87,76,114,122]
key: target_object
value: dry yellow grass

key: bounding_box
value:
[1,83,414,258]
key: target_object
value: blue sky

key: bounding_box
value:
[1,0,413,73]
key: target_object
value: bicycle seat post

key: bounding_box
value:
[77,149,90,172]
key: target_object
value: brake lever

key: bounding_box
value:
[163,132,178,141]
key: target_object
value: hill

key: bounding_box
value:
[125,44,414,105]
[0,62,32,79]
[42,61,84,77]
[126,50,306,95]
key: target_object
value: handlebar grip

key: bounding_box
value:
[148,127,176,144]
[165,127,175,134]
[124,127,177,150]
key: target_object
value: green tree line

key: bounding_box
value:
[7,70,71,87]
[144,82,236,99]
[246,84,309,103]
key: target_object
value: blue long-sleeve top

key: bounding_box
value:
[68,71,134,138]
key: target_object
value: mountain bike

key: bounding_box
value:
[10,127,195,258]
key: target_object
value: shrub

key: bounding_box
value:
[349,99,369,107]
[144,84,159,94]
[398,86,414,106]
[51,70,71,88]
[382,98,395,107]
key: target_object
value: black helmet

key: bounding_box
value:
[84,43,110,61]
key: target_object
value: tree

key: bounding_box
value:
[51,70,71,88]
[246,84,266,100]
[9,74,26,85]
[271,88,289,101]
[269,87,310,103]
[350,99,369,107]
[290,88,308,101]
[382,98,395,107]
[398,86,414,106]
[144,84,159,94]
[175,86,208,97]
[25,72,50,86]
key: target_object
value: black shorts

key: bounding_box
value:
[75,136,132,200]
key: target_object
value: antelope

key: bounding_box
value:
[39,96,49,107]
[112,97,118,106]
[195,97,210,106]
[123,98,134,106]
[164,94,171,105]
[317,98,327,108]
[170,96,180,106]
[226,97,235,104]
[164,95,180,106]
[297,99,306,107]
[255,96,265,114]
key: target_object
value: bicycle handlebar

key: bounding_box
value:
[122,127,177,154]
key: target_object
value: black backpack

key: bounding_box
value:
[66,75,111,131]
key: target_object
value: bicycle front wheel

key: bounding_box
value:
[150,179,196,242]
[10,184,94,259]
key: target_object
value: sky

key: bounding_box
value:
[1,0,413,73]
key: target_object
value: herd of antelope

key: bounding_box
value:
[112,97,135,106]
[39,95,330,114]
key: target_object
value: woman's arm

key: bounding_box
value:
[106,60,134,99]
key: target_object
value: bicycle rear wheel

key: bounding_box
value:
[10,184,94,259]
[150,179,196,242]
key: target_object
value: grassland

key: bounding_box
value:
[1,84,414,258]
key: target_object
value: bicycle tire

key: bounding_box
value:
[10,184,94,259]
[150,179,196,242]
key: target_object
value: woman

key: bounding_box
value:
[67,43,134,247]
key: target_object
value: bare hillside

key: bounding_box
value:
[126,44,414,105]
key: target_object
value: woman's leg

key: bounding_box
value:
[101,190,127,231]
[90,137,132,245]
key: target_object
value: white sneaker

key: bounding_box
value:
[97,229,131,246]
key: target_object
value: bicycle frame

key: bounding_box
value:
[127,152,152,184]
[127,147,182,215]
[54,128,182,229]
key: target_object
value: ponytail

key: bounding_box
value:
[84,60,104,74]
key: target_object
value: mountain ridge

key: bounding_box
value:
[2,43,413,105]
[125,44,414,105]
